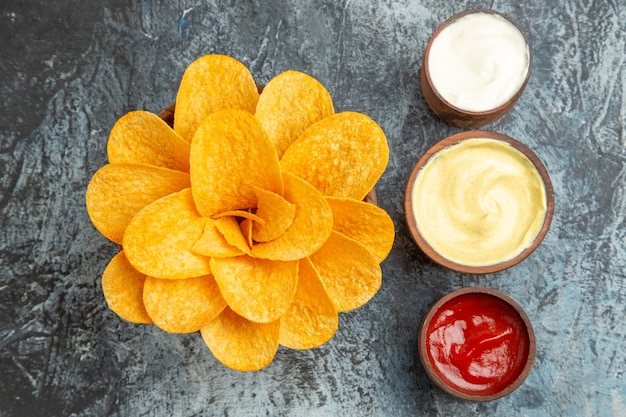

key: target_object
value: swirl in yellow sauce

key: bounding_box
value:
[411,138,546,266]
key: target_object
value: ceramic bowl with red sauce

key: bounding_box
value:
[418,287,536,401]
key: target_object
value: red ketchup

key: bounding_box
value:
[425,292,530,396]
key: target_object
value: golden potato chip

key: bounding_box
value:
[240,218,254,249]
[123,188,211,279]
[213,216,251,255]
[279,258,338,349]
[143,275,226,333]
[210,256,298,323]
[191,219,244,258]
[101,251,152,324]
[252,186,296,243]
[255,70,334,158]
[175,54,259,142]
[190,109,282,217]
[213,210,265,224]
[107,110,190,172]
[280,112,389,200]
[251,173,333,261]
[309,231,381,312]
[326,197,395,263]
[86,164,190,244]
[201,307,280,372]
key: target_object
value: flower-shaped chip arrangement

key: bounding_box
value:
[86,54,395,371]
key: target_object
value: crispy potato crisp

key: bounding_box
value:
[108,110,190,172]
[256,70,334,158]
[190,109,282,217]
[326,197,395,263]
[201,308,280,372]
[143,274,226,333]
[174,54,259,142]
[101,251,152,324]
[213,216,252,256]
[251,173,333,261]
[239,219,255,249]
[86,164,190,244]
[309,231,382,312]
[281,112,389,200]
[251,186,296,243]
[191,220,244,258]
[279,258,338,349]
[87,54,394,371]
[213,210,265,224]
[211,256,298,323]
[123,188,211,279]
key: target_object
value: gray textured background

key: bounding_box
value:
[1,0,625,416]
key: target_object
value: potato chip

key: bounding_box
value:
[213,216,251,255]
[280,112,389,200]
[240,218,254,249]
[86,164,190,244]
[143,275,226,333]
[123,188,211,278]
[210,256,298,323]
[190,109,282,217]
[279,258,338,349]
[252,186,296,243]
[88,54,395,371]
[201,307,280,372]
[213,210,264,224]
[191,219,244,258]
[309,231,381,312]
[175,55,259,142]
[326,197,395,263]
[101,251,152,324]
[107,110,190,172]
[251,173,333,261]
[255,70,334,158]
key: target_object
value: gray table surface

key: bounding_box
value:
[1,0,625,416]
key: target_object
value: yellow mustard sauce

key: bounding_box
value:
[411,138,546,266]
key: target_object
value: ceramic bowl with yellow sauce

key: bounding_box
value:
[405,131,554,274]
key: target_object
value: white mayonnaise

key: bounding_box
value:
[427,12,530,112]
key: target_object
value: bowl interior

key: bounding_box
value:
[404,130,554,274]
[421,9,532,127]
[418,287,536,401]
